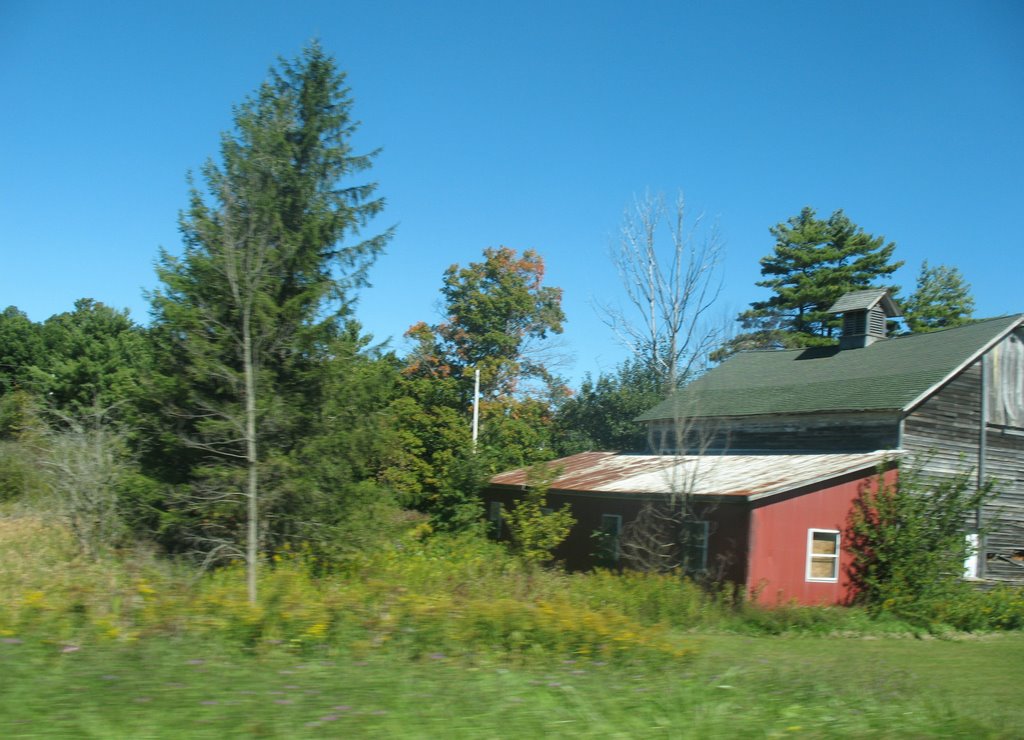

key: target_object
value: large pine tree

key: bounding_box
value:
[717,207,902,357]
[148,43,391,601]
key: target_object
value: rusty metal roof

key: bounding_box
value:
[489,450,898,502]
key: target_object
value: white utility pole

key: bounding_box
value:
[472,367,480,450]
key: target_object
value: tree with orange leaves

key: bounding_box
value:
[406,246,565,402]
[391,247,567,530]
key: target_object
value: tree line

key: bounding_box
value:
[0,44,977,595]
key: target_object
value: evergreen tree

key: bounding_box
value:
[902,261,975,333]
[148,43,390,600]
[717,207,902,357]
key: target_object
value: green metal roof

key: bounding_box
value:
[638,315,1024,421]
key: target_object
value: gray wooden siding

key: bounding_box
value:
[903,352,1024,582]
[648,413,899,453]
[987,328,1024,427]
[984,428,1024,581]
[902,361,983,477]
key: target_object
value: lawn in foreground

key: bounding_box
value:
[1,632,1022,738]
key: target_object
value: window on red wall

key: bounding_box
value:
[488,501,503,539]
[682,520,709,575]
[597,514,623,565]
[806,529,840,582]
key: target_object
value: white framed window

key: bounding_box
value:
[598,514,623,563]
[806,529,840,582]
[963,532,980,579]
[488,501,503,539]
[682,520,709,575]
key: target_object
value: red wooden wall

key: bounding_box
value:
[484,466,894,606]
[745,470,895,605]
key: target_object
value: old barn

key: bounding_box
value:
[484,291,1024,604]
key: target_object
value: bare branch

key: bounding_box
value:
[600,191,724,392]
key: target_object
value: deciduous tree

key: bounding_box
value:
[38,407,133,558]
[847,463,994,623]
[601,192,723,393]
[0,306,46,398]
[37,299,151,415]
[554,357,661,454]
[406,246,565,401]
[396,247,566,527]
[502,463,574,565]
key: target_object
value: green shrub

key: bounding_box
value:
[0,441,44,501]
[847,462,995,628]
[502,463,574,565]
[924,585,1024,632]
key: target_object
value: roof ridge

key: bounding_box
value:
[888,314,1023,341]
[637,312,1022,421]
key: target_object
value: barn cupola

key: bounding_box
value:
[827,289,901,350]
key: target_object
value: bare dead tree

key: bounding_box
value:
[598,192,728,575]
[181,180,271,604]
[620,408,733,579]
[37,406,131,558]
[601,191,725,392]
[620,500,684,572]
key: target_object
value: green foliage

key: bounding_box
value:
[36,299,151,415]
[396,247,568,521]
[555,357,661,454]
[0,306,46,397]
[280,330,410,557]
[847,464,995,625]
[432,246,564,399]
[0,518,690,664]
[501,464,574,565]
[0,301,150,425]
[567,569,722,627]
[145,43,393,568]
[717,207,902,357]
[423,451,487,533]
[377,371,484,528]
[902,260,976,333]
[0,389,44,442]
[0,393,47,503]
[0,441,42,502]
[403,246,566,406]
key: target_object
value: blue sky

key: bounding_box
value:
[2,0,1022,383]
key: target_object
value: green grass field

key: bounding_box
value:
[2,632,1022,738]
[2,515,1023,738]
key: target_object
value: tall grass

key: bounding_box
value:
[2,513,1021,668]
[0,517,691,663]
